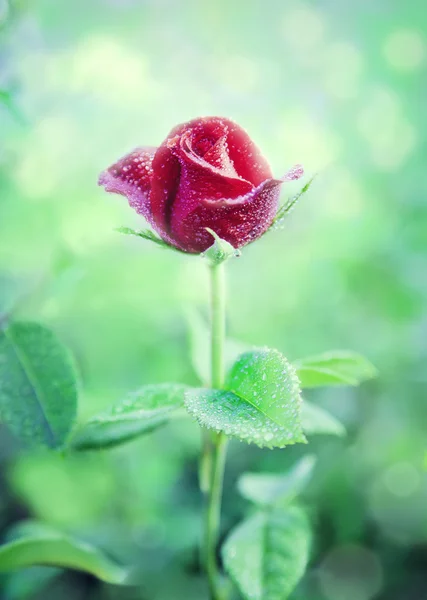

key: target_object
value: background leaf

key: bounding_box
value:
[186,310,250,386]
[0,322,78,449]
[301,400,346,437]
[71,383,188,451]
[237,455,316,507]
[222,506,311,600]
[184,349,305,448]
[0,532,128,585]
[294,351,377,388]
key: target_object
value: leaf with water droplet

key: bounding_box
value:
[0,322,78,449]
[238,455,316,507]
[302,400,346,437]
[222,505,311,600]
[184,349,305,448]
[294,350,377,388]
[71,383,188,451]
[0,529,128,584]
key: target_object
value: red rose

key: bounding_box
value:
[99,116,303,253]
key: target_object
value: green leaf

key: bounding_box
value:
[238,455,316,507]
[201,229,241,266]
[184,349,305,448]
[0,322,78,449]
[271,175,317,230]
[0,533,128,584]
[222,506,311,600]
[294,350,377,388]
[71,383,188,451]
[186,310,250,386]
[116,226,185,253]
[301,400,346,437]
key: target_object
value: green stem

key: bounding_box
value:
[210,261,225,389]
[203,262,228,600]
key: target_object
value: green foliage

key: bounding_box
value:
[295,351,377,388]
[116,226,184,253]
[186,312,375,394]
[0,322,78,449]
[184,349,305,448]
[238,455,316,507]
[0,530,128,584]
[222,506,311,600]
[71,383,188,450]
[301,400,346,437]
[270,175,317,230]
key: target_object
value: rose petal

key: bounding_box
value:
[149,118,253,242]
[202,135,237,173]
[225,122,273,186]
[170,177,284,253]
[175,116,273,186]
[98,146,156,221]
[177,132,253,200]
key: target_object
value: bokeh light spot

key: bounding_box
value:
[213,55,259,92]
[384,29,426,71]
[0,0,9,24]
[320,42,363,99]
[279,110,341,171]
[383,462,420,497]
[322,168,365,220]
[16,116,80,199]
[319,544,383,600]
[281,5,326,50]
[357,86,417,170]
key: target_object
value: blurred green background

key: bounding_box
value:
[1,0,426,598]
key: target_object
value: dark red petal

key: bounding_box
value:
[98,146,156,221]
[149,118,253,241]
[175,116,273,185]
[223,121,272,185]
[177,130,253,198]
[170,177,284,253]
[149,143,182,238]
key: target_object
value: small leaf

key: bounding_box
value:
[0,322,78,449]
[222,506,311,600]
[271,175,316,230]
[116,226,185,253]
[201,228,241,266]
[186,310,250,386]
[294,351,377,388]
[238,455,316,507]
[0,533,128,584]
[302,400,346,437]
[184,349,305,448]
[71,383,187,451]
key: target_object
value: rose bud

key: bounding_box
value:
[99,116,303,253]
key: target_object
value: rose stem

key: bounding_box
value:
[203,260,228,600]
